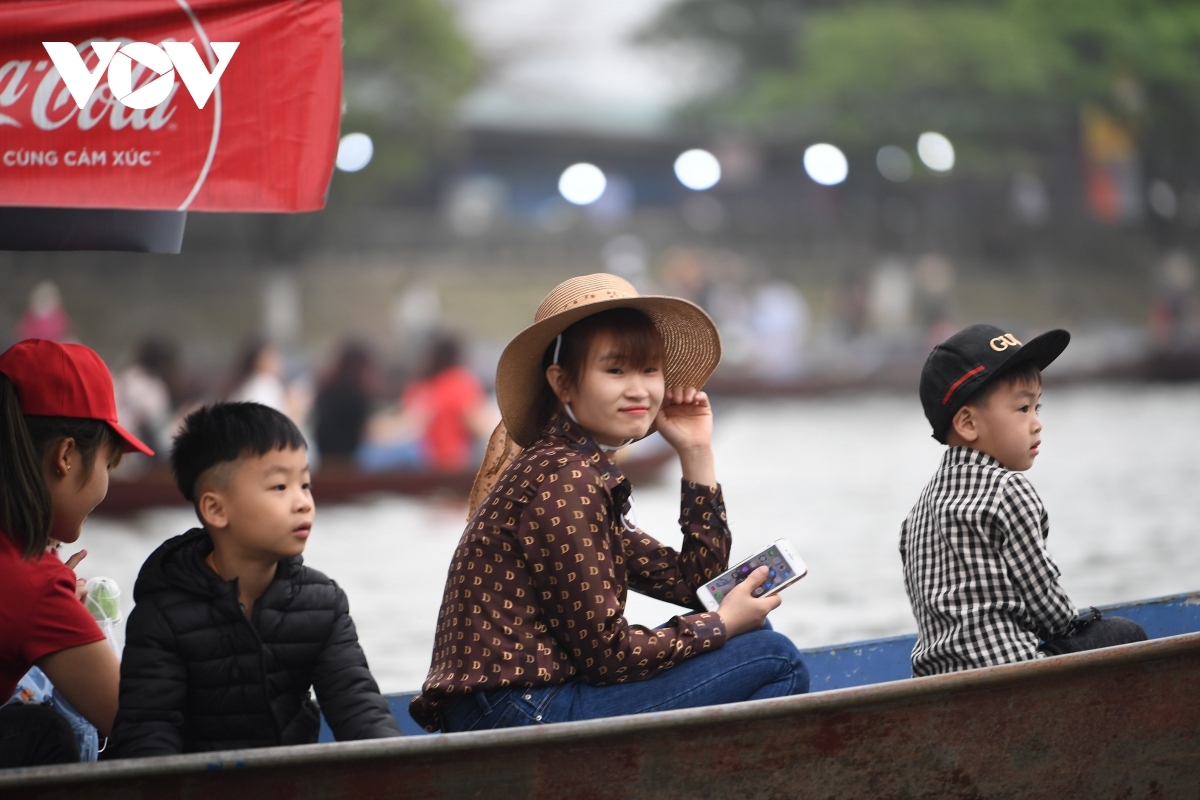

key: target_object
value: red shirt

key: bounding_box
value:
[402,366,485,472]
[0,532,104,700]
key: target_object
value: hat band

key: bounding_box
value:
[942,365,985,405]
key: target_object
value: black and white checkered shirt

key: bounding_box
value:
[900,447,1076,676]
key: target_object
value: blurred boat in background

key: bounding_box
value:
[97,446,676,516]
[704,345,1200,399]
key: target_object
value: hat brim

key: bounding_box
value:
[989,328,1070,381]
[109,420,155,457]
[496,295,721,447]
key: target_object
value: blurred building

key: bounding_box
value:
[1,0,1194,378]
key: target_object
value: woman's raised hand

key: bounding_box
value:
[716,566,782,638]
[656,386,712,450]
[656,387,716,487]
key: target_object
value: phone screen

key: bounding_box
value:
[703,545,798,603]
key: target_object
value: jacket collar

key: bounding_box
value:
[134,527,302,603]
[540,413,628,496]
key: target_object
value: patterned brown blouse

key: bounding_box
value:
[409,415,732,731]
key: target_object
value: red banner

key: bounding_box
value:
[0,0,341,212]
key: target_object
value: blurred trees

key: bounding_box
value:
[338,0,478,195]
[644,0,1200,179]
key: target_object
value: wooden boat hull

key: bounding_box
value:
[3,593,1197,798]
[96,448,675,516]
[3,632,1197,798]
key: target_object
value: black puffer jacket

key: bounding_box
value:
[113,529,400,757]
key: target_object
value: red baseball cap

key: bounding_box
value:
[0,339,154,456]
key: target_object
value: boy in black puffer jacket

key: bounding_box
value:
[112,403,401,757]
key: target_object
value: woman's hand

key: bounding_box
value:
[716,566,782,638]
[656,386,712,450]
[656,387,716,487]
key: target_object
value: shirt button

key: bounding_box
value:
[535,714,542,721]
[523,693,532,700]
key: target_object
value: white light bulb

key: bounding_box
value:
[674,149,721,191]
[803,143,848,186]
[558,163,607,206]
[917,132,955,172]
[336,133,374,173]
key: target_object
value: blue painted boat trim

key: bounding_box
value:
[798,589,1200,695]
[319,589,1200,741]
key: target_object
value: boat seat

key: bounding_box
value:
[319,590,1200,740]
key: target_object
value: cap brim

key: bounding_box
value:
[110,420,155,457]
[993,328,1070,378]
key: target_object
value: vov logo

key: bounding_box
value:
[43,41,238,111]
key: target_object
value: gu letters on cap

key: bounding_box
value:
[989,334,1022,352]
[43,40,239,111]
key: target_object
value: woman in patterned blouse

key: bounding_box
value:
[410,274,808,732]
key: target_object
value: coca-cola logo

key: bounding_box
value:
[0,0,340,213]
[0,28,228,210]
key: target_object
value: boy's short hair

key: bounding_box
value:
[171,402,306,505]
[920,324,1069,444]
[963,361,1041,409]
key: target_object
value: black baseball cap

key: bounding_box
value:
[920,324,1070,443]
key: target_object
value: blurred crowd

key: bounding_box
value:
[652,245,962,381]
[10,249,1200,482]
[1150,250,1200,351]
[9,280,497,479]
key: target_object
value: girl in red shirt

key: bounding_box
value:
[0,339,153,767]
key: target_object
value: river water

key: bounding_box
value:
[80,383,1200,693]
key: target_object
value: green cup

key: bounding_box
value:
[85,577,121,623]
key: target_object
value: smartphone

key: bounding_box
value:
[696,539,807,612]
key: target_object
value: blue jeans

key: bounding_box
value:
[440,628,809,732]
[355,439,426,472]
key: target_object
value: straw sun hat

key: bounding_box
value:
[467,273,720,517]
[496,272,722,448]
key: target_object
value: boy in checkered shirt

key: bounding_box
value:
[900,324,1145,676]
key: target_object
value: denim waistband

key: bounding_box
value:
[441,683,567,732]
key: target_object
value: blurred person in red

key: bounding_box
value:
[359,333,493,473]
[16,282,72,343]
